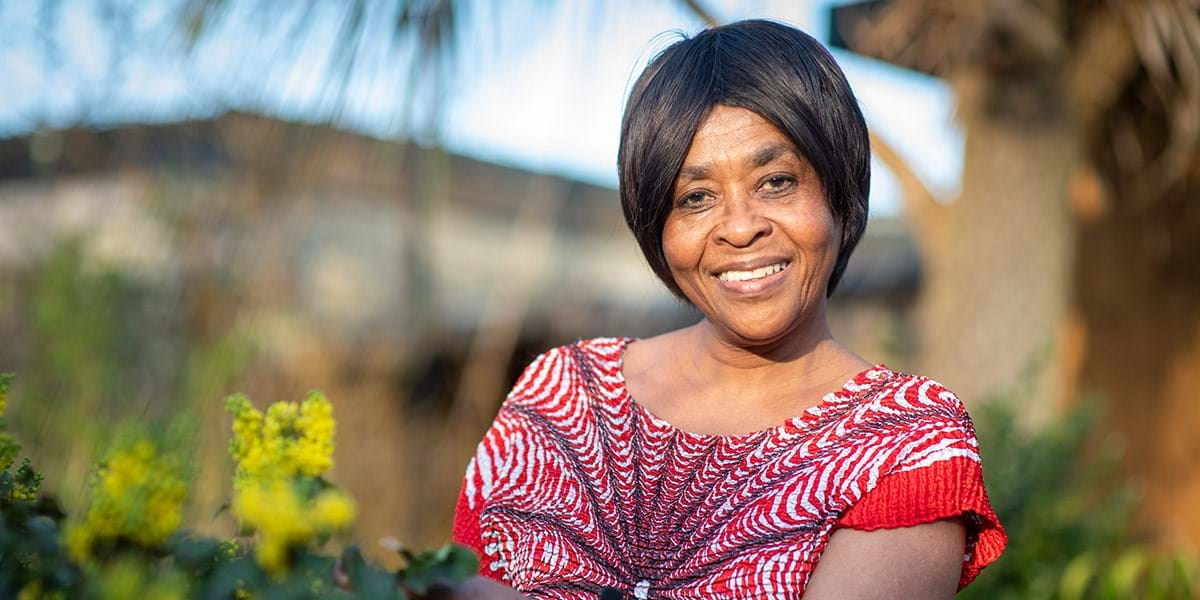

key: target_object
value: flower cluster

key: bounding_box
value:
[225,392,353,577]
[0,376,479,598]
[65,438,189,562]
[88,558,188,600]
[226,392,335,483]
[9,459,43,503]
[233,478,355,575]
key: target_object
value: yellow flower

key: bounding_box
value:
[9,459,44,502]
[263,402,298,450]
[233,479,310,576]
[66,438,189,562]
[311,489,356,530]
[225,392,337,483]
[93,557,189,600]
[232,479,355,577]
[16,581,67,600]
[226,394,264,467]
[12,483,37,502]
[65,525,93,563]
[17,581,41,600]
[140,485,186,546]
[225,391,349,577]
[294,393,335,477]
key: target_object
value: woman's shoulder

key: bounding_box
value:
[862,367,972,420]
[844,367,984,471]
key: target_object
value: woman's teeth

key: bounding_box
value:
[717,262,788,282]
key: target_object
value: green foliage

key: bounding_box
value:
[29,239,126,402]
[960,398,1199,599]
[11,240,151,509]
[397,544,480,597]
[337,544,480,600]
[0,375,478,599]
[10,237,253,516]
[0,374,81,598]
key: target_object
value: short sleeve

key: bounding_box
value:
[451,475,481,556]
[453,469,504,580]
[835,378,1007,589]
[450,347,564,583]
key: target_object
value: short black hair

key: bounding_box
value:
[617,19,870,300]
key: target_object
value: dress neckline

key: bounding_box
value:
[613,336,891,441]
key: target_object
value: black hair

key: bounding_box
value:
[617,19,870,300]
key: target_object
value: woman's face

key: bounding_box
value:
[663,105,840,344]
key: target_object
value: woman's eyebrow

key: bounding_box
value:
[749,142,799,168]
[678,163,710,183]
[677,142,799,183]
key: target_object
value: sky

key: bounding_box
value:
[0,0,964,216]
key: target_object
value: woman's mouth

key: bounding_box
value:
[713,260,791,294]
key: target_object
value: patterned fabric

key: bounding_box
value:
[453,337,1006,599]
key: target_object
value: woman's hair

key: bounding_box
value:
[618,19,870,300]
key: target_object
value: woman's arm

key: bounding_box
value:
[803,518,966,599]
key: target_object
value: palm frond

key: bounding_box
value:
[1116,0,1200,201]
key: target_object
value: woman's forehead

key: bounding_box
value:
[679,107,802,176]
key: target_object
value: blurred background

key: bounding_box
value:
[1,0,1198,596]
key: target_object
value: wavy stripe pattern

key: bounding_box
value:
[462,337,984,599]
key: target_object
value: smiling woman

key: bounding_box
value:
[662,106,841,346]
[451,19,1006,600]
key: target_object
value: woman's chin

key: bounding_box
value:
[708,314,801,346]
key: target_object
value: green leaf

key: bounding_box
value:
[170,534,222,569]
[1171,553,1199,594]
[0,373,13,421]
[0,435,20,472]
[199,556,262,598]
[1058,553,1096,600]
[23,515,61,554]
[399,544,479,594]
[1104,549,1148,598]
[329,545,401,599]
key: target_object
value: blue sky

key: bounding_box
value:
[0,0,962,216]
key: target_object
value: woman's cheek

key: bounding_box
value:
[661,220,711,300]
[810,220,841,280]
[662,219,701,270]
[791,205,838,254]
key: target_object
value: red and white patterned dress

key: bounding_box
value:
[453,337,1006,598]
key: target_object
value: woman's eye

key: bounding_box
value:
[677,192,709,208]
[762,175,796,192]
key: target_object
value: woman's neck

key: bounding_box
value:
[681,311,864,393]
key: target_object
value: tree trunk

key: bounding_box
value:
[909,71,1079,422]
[858,0,1200,549]
[1074,160,1200,545]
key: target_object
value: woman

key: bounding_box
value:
[452,19,1006,599]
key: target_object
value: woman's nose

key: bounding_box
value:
[715,193,771,248]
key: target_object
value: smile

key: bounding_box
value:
[715,261,790,282]
[712,260,791,295]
